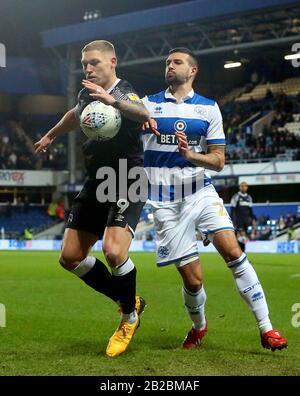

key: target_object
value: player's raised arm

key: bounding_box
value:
[34,107,80,153]
[82,79,149,124]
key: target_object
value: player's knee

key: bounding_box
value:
[102,244,124,267]
[224,245,243,263]
[185,276,203,293]
[59,251,86,271]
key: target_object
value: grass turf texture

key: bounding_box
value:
[0,251,299,376]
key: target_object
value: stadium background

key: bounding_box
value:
[0,0,299,376]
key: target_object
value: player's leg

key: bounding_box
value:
[153,200,207,348]
[212,230,287,351]
[103,199,146,357]
[197,185,287,351]
[177,259,208,348]
[102,225,137,320]
[177,259,206,330]
[59,228,119,302]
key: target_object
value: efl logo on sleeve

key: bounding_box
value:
[0,43,6,68]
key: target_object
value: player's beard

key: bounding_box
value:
[165,73,188,86]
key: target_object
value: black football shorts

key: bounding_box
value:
[66,197,145,239]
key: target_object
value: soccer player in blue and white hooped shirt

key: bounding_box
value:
[142,48,287,351]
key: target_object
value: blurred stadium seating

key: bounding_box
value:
[0,204,60,239]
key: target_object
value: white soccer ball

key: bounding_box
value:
[80,100,122,141]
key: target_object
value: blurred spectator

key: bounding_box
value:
[56,199,65,221]
[224,90,300,162]
[265,88,274,101]
[0,118,67,170]
[287,227,296,241]
[47,201,58,218]
[257,226,272,240]
[23,195,30,213]
[24,228,33,240]
[16,196,23,206]
[278,216,286,230]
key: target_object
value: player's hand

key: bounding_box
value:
[82,80,115,106]
[142,118,160,137]
[175,132,194,160]
[34,136,52,153]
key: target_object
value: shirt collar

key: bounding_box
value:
[107,78,121,93]
[164,87,194,103]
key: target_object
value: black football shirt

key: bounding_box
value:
[77,79,144,178]
[75,79,144,202]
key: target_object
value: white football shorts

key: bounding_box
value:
[151,184,234,267]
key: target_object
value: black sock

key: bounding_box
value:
[238,241,246,252]
[80,258,119,302]
[112,267,137,314]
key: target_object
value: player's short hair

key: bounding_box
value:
[168,47,198,68]
[81,40,116,55]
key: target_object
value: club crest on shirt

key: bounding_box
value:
[174,120,187,132]
[158,246,170,258]
[194,106,203,115]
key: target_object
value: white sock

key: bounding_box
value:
[228,253,272,333]
[182,285,207,331]
[111,257,135,276]
[122,310,137,324]
[71,256,96,277]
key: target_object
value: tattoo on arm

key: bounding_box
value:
[112,100,149,123]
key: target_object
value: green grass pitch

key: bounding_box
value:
[0,251,299,376]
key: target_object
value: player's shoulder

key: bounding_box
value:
[115,79,137,94]
[192,93,216,107]
[143,91,166,104]
[112,79,142,103]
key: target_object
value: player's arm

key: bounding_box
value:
[34,107,80,153]
[112,99,150,123]
[82,80,149,123]
[176,132,225,172]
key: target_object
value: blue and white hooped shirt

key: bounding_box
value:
[141,88,225,202]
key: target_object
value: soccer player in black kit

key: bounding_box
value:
[231,182,256,231]
[35,40,150,357]
[230,182,256,251]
